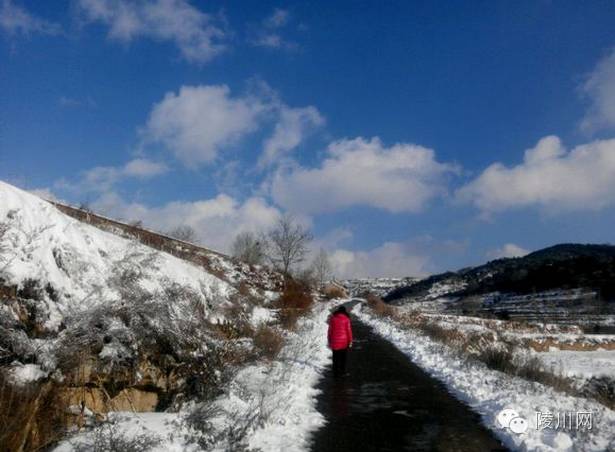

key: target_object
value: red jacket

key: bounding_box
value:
[328,312,353,350]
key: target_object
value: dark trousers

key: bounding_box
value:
[332,349,348,377]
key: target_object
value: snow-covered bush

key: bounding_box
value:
[72,418,161,452]
[183,404,261,452]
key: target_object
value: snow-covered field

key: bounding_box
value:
[54,302,332,452]
[537,350,615,381]
[355,303,615,452]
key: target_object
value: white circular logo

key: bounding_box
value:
[509,416,529,434]
[497,408,520,429]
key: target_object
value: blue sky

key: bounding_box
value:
[2,0,615,277]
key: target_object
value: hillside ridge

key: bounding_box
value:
[385,242,615,303]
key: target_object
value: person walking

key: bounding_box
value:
[327,306,353,378]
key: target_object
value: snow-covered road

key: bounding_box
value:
[309,304,505,451]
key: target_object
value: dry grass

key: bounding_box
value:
[582,377,615,410]
[475,347,575,394]
[417,321,465,345]
[365,293,396,318]
[322,284,347,300]
[393,314,585,403]
[253,325,285,361]
[0,374,69,451]
[276,279,314,330]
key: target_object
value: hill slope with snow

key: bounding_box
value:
[0,180,241,333]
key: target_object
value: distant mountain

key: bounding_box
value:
[384,243,615,303]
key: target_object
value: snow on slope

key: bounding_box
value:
[356,304,615,452]
[54,301,333,452]
[0,180,232,331]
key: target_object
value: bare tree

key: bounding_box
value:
[231,231,266,266]
[267,216,312,276]
[167,225,199,244]
[311,248,332,288]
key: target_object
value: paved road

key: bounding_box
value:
[310,305,507,452]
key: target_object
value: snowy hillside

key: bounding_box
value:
[0,181,245,333]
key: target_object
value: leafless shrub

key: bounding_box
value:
[475,346,516,374]
[184,404,262,452]
[72,418,161,452]
[582,377,615,409]
[184,404,223,450]
[311,248,332,288]
[237,281,252,297]
[366,293,396,317]
[275,279,314,330]
[0,214,51,274]
[232,231,267,266]
[322,284,347,300]
[0,221,10,268]
[418,321,465,345]
[295,266,317,290]
[253,325,284,360]
[167,225,199,244]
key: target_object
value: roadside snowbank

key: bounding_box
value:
[355,304,615,452]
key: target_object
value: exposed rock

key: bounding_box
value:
[63,386,159,413]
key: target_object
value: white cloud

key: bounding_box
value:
[142,85,266,167]
[122,158,168,177]
[0,0,61,36]
[77,0,226,64]
[259,105,324,168]
[457,135,615,214]
[330,242,430,279]
[580,47,615,132]
[92,192,282,252]
[142,83,322,168]
[264,8,289,28]
[270,137,457,214]
[251,7,296,50]
[486,243,529,260]
[58,158,168,193]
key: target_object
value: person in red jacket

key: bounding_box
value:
[327,306,353,377]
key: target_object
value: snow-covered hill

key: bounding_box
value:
[0,181,242,333]
[0,180,286,335]
[0,179,284,398]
